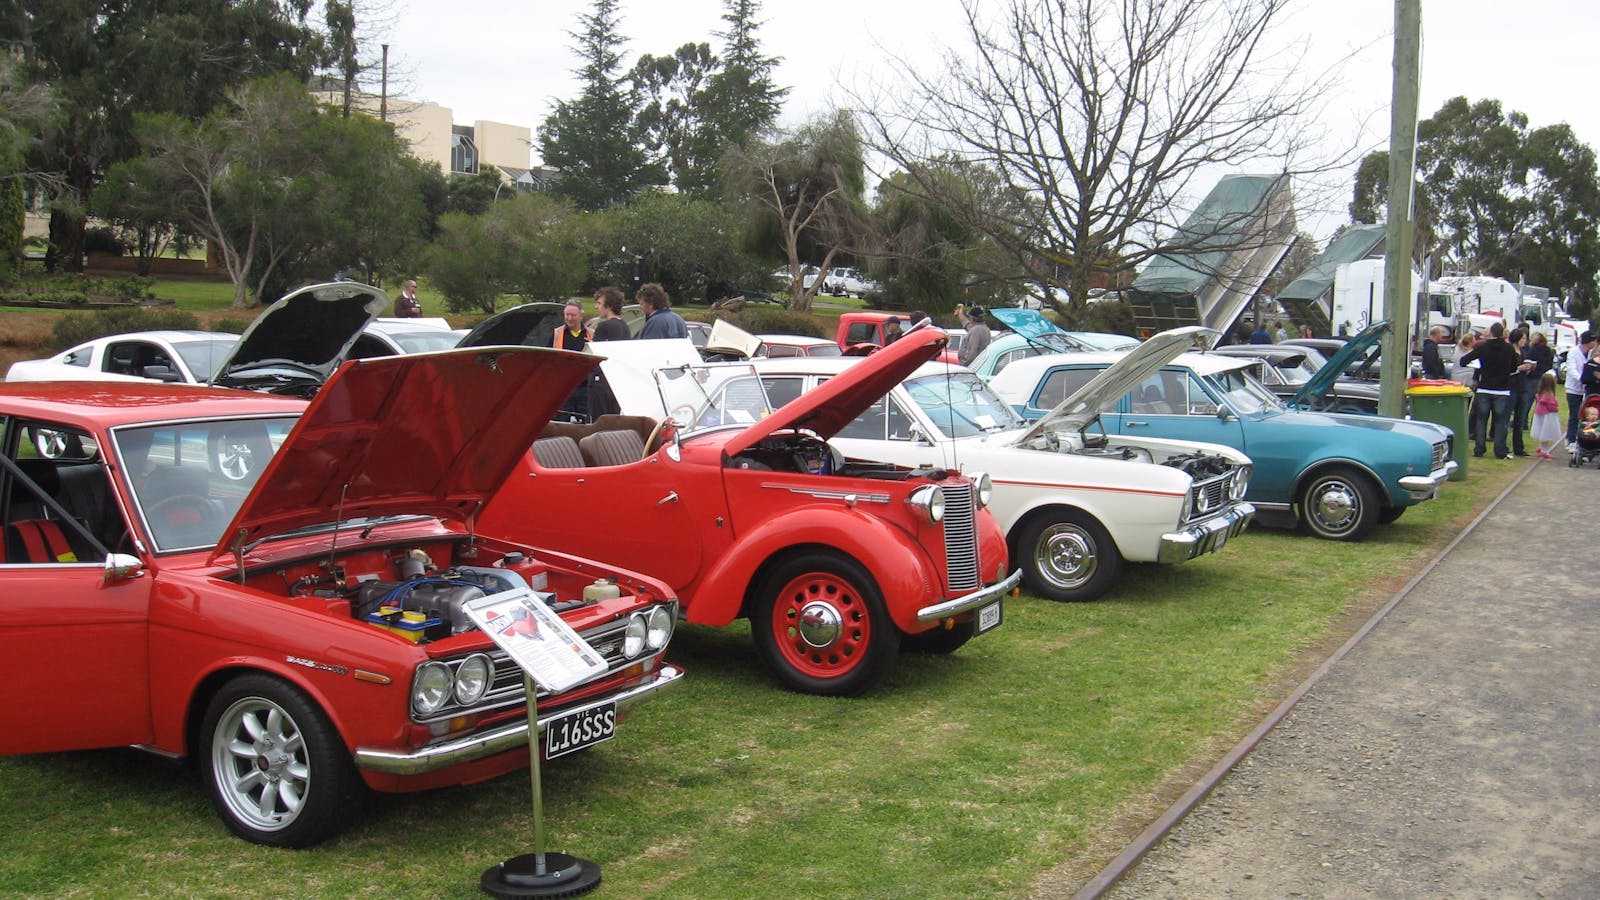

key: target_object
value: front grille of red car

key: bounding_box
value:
[942,480,979,591]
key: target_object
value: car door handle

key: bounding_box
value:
[1126,420,1150,427]
[657,491,679,506]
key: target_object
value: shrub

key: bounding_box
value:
[687,307,828,338]
[83,226,128,256]
[51,307,201,352]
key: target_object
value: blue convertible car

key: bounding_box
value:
[986,329,1456,541]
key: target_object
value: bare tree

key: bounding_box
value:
[854,0,1353,312]
[726,110,868,313]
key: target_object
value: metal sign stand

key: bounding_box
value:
[479,675,601,898]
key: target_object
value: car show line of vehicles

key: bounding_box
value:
[1,283,1463,849]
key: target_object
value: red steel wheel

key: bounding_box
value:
[751,552,899,696]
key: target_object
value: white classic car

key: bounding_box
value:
[682,326,1255,602]
[5,330,239,386]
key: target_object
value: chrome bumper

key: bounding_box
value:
[1399,461,1456,500]
[353,664,685,776]
[1157,502,1255,564]
[916,569,1022,623]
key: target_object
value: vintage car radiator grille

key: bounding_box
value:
[1187,471,1236,523]
[942,481,980,591]
[1431,440,1450,471]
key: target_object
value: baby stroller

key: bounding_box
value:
[1571,395,1600,467]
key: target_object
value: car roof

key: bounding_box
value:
[758,334,834,345]
[0,380,306,428]
[78,330,235,345]
[988,348,1250,386]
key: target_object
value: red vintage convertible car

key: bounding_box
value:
[0,348,682,846]
[482,326,1019,697]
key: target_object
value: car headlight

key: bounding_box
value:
[1179,488,1193,522]
[646,605,673,650]
[452,653,493,706]
[623,613,649,658]
[413,661,453,716]
[1233,466,1251,500]
[907,484,946,523]
[969,471,993,507]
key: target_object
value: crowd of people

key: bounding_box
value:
[1446,321,1596,460]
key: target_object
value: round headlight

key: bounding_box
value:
[969,471,994,508]
[623,613,648,658]
[453,653,493,706]
[646,605,673,650]
[907,484,946,523]
[1233,466,1251,500]
[413,661,454,716]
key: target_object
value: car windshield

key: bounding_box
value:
[173,338,241,381]
[384,330,461,354]
[903,372,1022,438]
[114,416,297,552]
[1202,367,1283,415]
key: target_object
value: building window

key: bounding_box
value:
[451,129,478,175]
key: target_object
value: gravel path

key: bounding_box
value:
[1102,459,1600,898]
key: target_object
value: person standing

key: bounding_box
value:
[635,282,688,339]
[1459,321,1531,459]
[883,316,903,345]
[1530,372,1563,458]
[552,300,590,420]
[1249,322,1271,344]
[1563,331,1597,450]
[394,280,422,317]
[958,306,991,366]
[1299,323,1315,339]
[586,287,629,418]
[1273,320,1290,343]
[1518,330,1554,437]
[1420,326,1448,379]
[1505,328,1534,456]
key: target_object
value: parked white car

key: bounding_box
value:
[824,267,882,297]
[5,330,238,385]
[687,332,1255,602]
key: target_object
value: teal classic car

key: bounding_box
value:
[964,308,1140,379]
[986,330,1456,541]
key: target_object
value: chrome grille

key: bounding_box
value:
[1431,440,1449,471]
[1187,471,1236,523]
[942,480,980,591]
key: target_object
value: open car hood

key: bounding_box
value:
[454,302,567,348]
[1016,326,1213,444]
[721,326,947,456]
[704,319,764,359]
[1290,320,1389,407]
[990,307,1088,353]
[211,347,597,561]
[211,282,388,387]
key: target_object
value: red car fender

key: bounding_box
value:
[683,503,941,634]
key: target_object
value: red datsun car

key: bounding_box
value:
[480,326,1020,697]
[0,348,682,847]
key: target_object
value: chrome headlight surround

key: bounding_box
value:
[645,605,673,650]
[1232,465,1251,500]
[452,653,493,706]
[968,471,994,508]
[412,661,454,717]
[907,484,946,523]
[1178,487,1194,522]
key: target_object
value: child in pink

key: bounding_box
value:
[1530,371,1563,458]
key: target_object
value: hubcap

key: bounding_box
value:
[797,601,843,649]
[1313,481,1358,531]
[1035,523,1097,589]
[216,441,255,481]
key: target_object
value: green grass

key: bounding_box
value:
[0,459,1522,897]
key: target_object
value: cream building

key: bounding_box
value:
[312,84,539,185]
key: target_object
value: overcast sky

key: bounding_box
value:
[381,0,1600,241]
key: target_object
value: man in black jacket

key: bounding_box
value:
[1460,321,1534,458]
[1420,326,1448,379]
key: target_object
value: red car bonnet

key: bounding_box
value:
[210,347,597,561]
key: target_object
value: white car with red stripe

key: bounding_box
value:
[735,326,1254,602]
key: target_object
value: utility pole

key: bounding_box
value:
[380,43,389,122]
[1380,0,1422,417]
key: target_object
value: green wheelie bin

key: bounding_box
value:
[1406,379,1471,481]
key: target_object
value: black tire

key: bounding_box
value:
[1378,506,1405,524]
[750,552,899,696]
[1015,509,1123,602]
[1298,467,1381,541]
[901,621,976,655]
[200,673,359,847]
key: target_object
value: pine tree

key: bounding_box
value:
[539,0,664,210]
[678,0,787,198]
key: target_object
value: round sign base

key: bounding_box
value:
[481,853,601,899]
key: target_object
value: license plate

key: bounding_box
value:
[976,600,1002,634]
[544,702,617,759]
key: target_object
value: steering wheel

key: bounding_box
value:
[644,418,673,454]
[146,494,218,544]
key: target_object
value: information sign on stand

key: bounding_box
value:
[464,589,607,898]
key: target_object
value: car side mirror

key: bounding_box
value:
[907,424,934,446]
[1215,403,1235,422]
[103,553,145,585]
[141,365,182,383]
